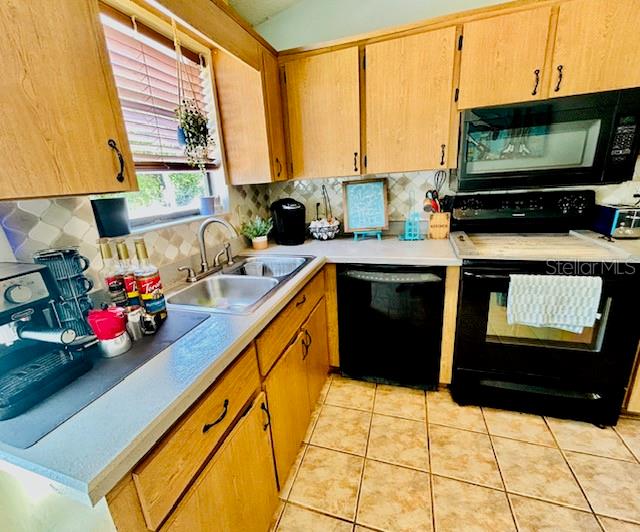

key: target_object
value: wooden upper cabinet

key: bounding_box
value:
[0,0,136,200]
[262,50,288,181]
[551,0,640,97]
[284,47,361,179]
[457,7,553,109]
[365,27,459,173]
[214,49,278,185]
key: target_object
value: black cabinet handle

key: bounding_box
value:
[275,157,282,177]
[554,65,564,92]
[302,329,312,359]
[305,329,312,351]
[295,295,306,307]
[108,139,125,183]
[440,144,446,166]
[202,399,229,433]
[353,152,358,172]
[260,402,271,431]
[532,68,540,95]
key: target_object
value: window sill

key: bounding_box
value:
[130,213,229,234]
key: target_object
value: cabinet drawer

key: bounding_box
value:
[256,272,325,376]
[133,344,261,530]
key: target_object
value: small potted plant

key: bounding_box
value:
[175,98,215,172]
[241,216,273,250]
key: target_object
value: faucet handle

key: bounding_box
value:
[177,266,196,282]
[224,242,235,266]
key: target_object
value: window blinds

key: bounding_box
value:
[101,14,216,170]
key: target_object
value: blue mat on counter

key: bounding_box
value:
[0,309,209,449]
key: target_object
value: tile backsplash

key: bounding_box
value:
[1,165,638,289]
[0,197,242,289]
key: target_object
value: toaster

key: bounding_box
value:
[594,204,640,239]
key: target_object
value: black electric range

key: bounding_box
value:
[448,190,640,425]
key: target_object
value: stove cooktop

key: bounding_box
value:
[451,231,631,261]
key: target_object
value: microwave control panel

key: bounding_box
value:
[610,116,637,162]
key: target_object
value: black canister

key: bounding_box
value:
[270,198,306,245]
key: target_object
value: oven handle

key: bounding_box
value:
[463,271,510,281]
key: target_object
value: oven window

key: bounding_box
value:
[466,119,602,174]
[485,292,610,351]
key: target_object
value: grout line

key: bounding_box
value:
[425,392,437,532]
[541,416,605,531]
[481,407,520,532]
[282,500,359,527]
[612,425,640,464]
[352,383,376,529]
[427,420,488,436]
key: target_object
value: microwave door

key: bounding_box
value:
[455,91,628,191]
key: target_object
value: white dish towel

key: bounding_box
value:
[507,274,602,334]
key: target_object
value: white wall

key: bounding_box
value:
[256,0,511,50]
[0,463,115,532]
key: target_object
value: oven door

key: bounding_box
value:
[452,262,639,423]
[455,91,618,191]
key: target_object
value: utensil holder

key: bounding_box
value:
[428,213,450,240]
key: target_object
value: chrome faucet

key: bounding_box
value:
[178,217,239,283]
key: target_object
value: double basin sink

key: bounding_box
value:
[167,256,312,314]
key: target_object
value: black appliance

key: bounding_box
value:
[453,88,640,192]
[450,191,640,425]
[451,189,596,233]
[337,265,445,388]
[0,263,91,420]
[270,198,306,245]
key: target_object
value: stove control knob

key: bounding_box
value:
[5,283,33,304]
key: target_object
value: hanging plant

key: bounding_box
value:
[172,22,214,172]
[175,98,215,171]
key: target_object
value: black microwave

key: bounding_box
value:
[452,88,640,192]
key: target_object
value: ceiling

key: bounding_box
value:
[228,0,300,26]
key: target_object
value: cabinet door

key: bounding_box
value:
[162,394,278,532]
[264,332,311,484]
[457,7,552,109]
[213,49,272,184]
[551,0,640,97]
[284,47,361,179]
[303,299,330,406]
[0,0,136,200]
[262,50,288,181]
[366,27,458,173]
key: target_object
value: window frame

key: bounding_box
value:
[126,169,214,228]
[99,2,226,228]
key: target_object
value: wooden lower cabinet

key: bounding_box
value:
[304,300,330,406]
[264,331,311,485]
[162,393,278,532]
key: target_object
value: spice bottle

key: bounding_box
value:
[115,240,140,307]
[98,239,128,306]
[134,238,167,321]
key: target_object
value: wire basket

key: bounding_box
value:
[310,224,339,240]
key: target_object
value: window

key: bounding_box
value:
[100,7,222,225]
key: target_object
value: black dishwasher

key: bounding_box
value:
[337,264,445,388]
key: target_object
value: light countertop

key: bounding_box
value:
[250,236,462,266]
[0,257,327,505]
[0,236,461,506]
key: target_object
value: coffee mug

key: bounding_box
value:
[58,276,94,298]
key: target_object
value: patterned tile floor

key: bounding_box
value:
[270,375,640,532]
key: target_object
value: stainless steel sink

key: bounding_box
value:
[225,256,309,278]
[167,275,279,314]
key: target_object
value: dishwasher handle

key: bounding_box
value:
[343,270,442,284]
[463,271,511,281]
